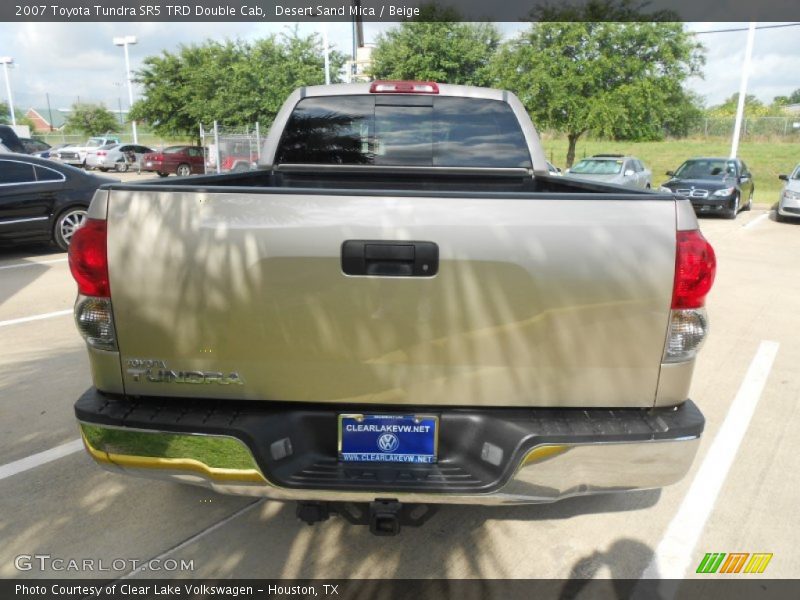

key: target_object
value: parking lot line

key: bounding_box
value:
[0,257,68,270]
[640,340,779,580]
[743,213,769,229]
[116,499,263,581]
[0,309,73,328]
[0,438,83,482]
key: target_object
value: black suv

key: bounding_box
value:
[0,124,25,153]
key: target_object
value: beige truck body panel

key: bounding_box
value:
[103,189,678,408]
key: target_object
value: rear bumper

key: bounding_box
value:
[75,388,703,505]
[141,161,164,172]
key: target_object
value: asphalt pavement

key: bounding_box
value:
[1,204,798,580]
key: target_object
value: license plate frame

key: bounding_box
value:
[338,414,439,464]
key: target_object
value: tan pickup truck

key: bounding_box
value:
[69,82,715,534]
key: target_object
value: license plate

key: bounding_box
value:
[338,414,438,464]
[146,162,152,167]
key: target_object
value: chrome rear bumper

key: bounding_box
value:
[80,424,699,505]
[76,389,703,505]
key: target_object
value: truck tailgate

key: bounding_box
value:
[106,190,675,408]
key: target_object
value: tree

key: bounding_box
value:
[708,93,761,115]
[0,103,37,130]
[369,6,500,86]
[770,89,800,110]
[64,103,120,136]
[491,14,704,166]
[129,32,345,138]
[707,93,782,117]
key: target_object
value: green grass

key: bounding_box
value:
[541,137,800,202]
[81,424,259,471]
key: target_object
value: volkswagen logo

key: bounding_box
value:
[377,433,399,453]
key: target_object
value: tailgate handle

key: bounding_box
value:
[341,240,438,277]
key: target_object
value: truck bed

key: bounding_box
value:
[117,165,657,195]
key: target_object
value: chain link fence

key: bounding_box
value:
[538,116,800,142]
[687,116,800,139]
[31,132,184,150]
[199,122,262,174]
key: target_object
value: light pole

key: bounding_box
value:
[322,23,331,85]
[0,57,16,127]
[113,82,125,125]
[113,36,138,143]
[730,23,756,159]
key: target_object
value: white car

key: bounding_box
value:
[564,154,652,190]
[85,143,154,172]
[53,135,121,167]
[777,165,800,222]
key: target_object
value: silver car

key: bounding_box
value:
[564,154,652,189]
[777,165,800,222]
[85,143,154,172]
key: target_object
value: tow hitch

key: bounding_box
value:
[296,499,437,536]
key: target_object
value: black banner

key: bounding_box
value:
[2,0,800,23]
[3,579,799,600]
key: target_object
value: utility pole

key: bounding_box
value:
[730,23,756,159]
[46,93,54,131]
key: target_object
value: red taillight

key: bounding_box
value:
[96,151,106,156]
[672,230,716,309]
[369,80,439,94]
[68,218,109,297]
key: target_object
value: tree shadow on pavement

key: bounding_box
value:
[131,488,661,580]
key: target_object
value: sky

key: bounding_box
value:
[0,21,798,116]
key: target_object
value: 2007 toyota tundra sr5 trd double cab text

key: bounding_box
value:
[69,81,715,534]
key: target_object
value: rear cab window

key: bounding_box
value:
[276,95,532,168]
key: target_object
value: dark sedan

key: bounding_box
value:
[0,153,116,250]
[661,157,754,219]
